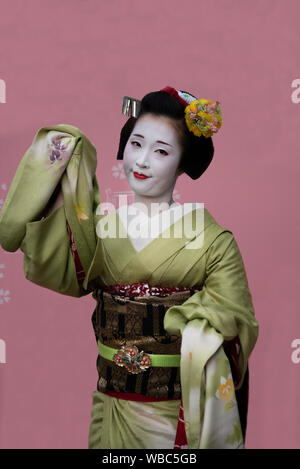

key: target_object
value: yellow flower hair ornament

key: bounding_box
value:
[185,99,223,138]
[122,87,223,139]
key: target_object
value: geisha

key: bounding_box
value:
[0,85,259,449]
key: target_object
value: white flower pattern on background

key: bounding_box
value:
[0,288,10,305]
[112,163,126,179]
[0,262,10,307]
[173,188,181,202]
[0,182,7,211]
[0,187,9,357]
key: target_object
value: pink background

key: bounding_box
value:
[0,0,299,449]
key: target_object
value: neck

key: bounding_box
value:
[132,191,177,217]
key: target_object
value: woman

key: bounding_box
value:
[0,86,259,449]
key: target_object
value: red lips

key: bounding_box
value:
[133,172,150,179]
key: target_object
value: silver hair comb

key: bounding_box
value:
[122,96,141,118]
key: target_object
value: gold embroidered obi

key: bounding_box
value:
[91,287,201,399]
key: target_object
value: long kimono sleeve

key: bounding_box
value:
[0,124,101,298]
[163,230,259,448]
[18,205,91,297]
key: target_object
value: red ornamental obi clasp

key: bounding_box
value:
[113,345,152,374]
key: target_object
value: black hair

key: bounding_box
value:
[116,90,214,180]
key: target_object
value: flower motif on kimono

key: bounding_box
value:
[215,373,236,411]
[214,373,244,447]
[74,203,89,222]
[46,137,73,175]
[47,137,71,163]
[225,419,244,448]
[184,99,222,138]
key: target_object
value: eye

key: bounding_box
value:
[156,149,168,155]
[131,141,141,147]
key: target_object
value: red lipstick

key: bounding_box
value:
[133,172,150,179]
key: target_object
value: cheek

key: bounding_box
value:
[123,145,132,169]
[124,142,136,161]
[155,159,178,178]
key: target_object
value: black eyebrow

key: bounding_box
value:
[132,134,173,148]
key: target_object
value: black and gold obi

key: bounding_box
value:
[91,287,199,399]
[91,284,249,440]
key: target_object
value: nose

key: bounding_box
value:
[135,148,150,168]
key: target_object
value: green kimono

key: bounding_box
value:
[0,124,259,449]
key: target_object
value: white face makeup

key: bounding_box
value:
[123,114,183,206]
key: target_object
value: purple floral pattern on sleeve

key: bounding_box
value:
[45,136,72,176]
